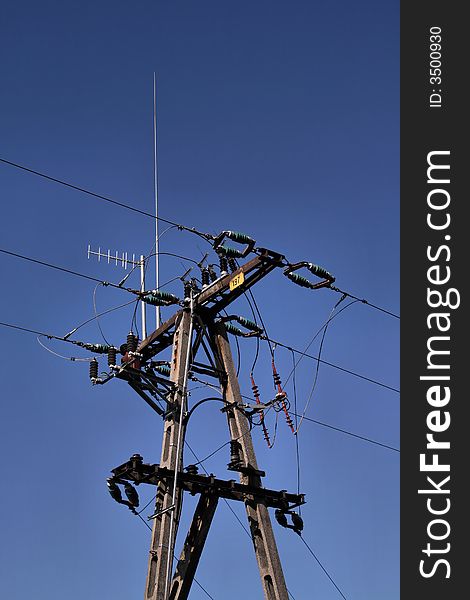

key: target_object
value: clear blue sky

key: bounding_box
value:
[0,1,399,598]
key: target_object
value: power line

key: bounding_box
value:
[298,535,347,600]
[292,413,399,453]
[0,157,213,241]
[0,247,126,288]
[0,320,79,343]
[189,376,398,453]
[261,335,399,394]
[330,285,399,320]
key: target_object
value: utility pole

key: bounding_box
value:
[210,321,290,599]
[145,308,193,600]
[100,234,335,600]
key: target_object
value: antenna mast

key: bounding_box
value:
[153,73,161,329]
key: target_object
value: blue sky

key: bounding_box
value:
[0,1,399,598]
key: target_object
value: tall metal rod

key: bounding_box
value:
[140,255,147,339]
[153,73,161,329]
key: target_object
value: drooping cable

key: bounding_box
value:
[190,377,399,453]
[262,335,399,394]
[36,337,94,362]
[291,349,301,511]
[93,283,111,345]
[293,297,348,434]
[298,535,348,600]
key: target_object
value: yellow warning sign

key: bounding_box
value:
[229,272,245,291]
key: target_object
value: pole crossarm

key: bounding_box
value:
[110,459,305,511]
[136,248,285,362]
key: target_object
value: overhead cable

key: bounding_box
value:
[0,157,214,241]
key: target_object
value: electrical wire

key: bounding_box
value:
[63,297,138,340]
[0,247,139,293]
[291,350,301,507]
[283,297,357,388]
[190,377,398,453]
[330,285,399,320]
[293,297,348,434]
[0,157,214,242]
[298,535,347,600]
[261,336,399,394]
[93,283,111,345]
[291,413,399,452]
[36,336,94,362]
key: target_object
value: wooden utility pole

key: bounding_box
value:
[211,321,290,600]
[105,245,331,599]
[145,309,193,600]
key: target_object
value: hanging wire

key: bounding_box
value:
[63,297,139,340]
[283,296,356,388]
[190,377,398,453]
[291,349,301,512]
[293,297,349,434]
[36,337,94,362]
[298,535,348,600]
[93,283,111,345]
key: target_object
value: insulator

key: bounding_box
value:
[183,280,192,300]
[252,384,260,399]
[229,440,242,467]
[89,358,98,381]
[275,509,288,528]
[150,290,180,304]
[262,422,272,447]
[154,365,171,377]
[291,512,304,533]
[127,332,138,353]
[237,316,262,333]
[84,343,111,354]
[185,464,199,475]
[225,323,243,337]
[124,482,140,508]
[286,271,316,289]
[308,263,333,280]
[208,265,218,282]
[190,278,201,294]
[228,258,237,272]
[107,478,122,503]
[201,268,210,287]
[218,244,245,259]
[273,372,282,386]
[219,255,228,275]
[285,410,295,431]
[225,230,255,245]
[107,347,117,367]
[142,294,168,307]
